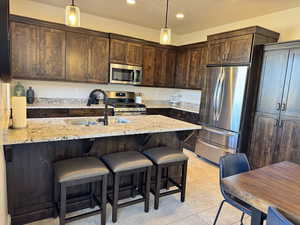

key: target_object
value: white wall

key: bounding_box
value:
[177,6,300,45]
[0,81,10,225]
[10,0,181,44]
[12,79,202,104]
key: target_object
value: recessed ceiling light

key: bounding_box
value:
[127,0,136,5]
[176,13,185,19]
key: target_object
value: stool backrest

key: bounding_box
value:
[267,207,294,225]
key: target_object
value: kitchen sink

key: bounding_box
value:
[68,117,130,126]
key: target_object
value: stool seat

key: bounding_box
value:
[54,157,109,183]
[143,147,188,165]
[102,151,153,173]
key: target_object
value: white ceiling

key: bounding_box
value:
[30,0,300,34]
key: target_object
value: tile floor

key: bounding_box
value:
[27,150,252,225]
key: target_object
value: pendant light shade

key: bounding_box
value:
[65,0,80,27]
[160,28,171,45]
[160,0,171,45]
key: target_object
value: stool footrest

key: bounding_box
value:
[119,198,145,208]
[65,209,101,223]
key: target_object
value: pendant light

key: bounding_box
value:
[160,0,171,45]
[65,0,80,27]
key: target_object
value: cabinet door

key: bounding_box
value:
[66,32,89,82]
[142,46,156,86]
[175,49,190,88]
[38,27,66,80]
[166,50,176,87]
[110,39,127,64]
[208,39,226,65]
[281,48,300,118]
[276,118,300,164]
[154,48,168,87]
[88,36,109,83]
[248,114,279,169]
[223,34,253,64]
[256,49,290,115]
[10,22,39,79]
[126,42,143,66]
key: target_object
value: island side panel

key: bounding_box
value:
[6,131,185,225]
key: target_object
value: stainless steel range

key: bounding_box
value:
[106,91,146,116]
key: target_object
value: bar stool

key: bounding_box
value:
[54,157,109,225]
[143,147,188,209]
[101,151,153,223]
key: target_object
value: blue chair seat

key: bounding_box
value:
[267,207,294,225]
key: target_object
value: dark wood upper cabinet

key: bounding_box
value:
[188,47,208,89]
[38,27,66,80]
[208,26,280,65]
[207,39,226,65]
[126,42,143,66]
[166,49,176,87]
[66,32,89,82]
[223,34,253,64]
[11,21,39,79]
[110,39,127,64]
[154,48,168,87]
[88,36,109,83]
[256,49,289,115]
[110,39,143,66]
[142,45,156,86]
[175,49,190,88]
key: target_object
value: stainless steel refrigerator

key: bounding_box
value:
[196,66,249,164]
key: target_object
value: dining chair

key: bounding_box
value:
[266,207,294,225]
[213,153,254,225]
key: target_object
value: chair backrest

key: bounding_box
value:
[267,207,294,225]
[219,153,251,179]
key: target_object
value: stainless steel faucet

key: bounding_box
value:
[87,89,109,126]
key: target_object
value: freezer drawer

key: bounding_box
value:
[195,138,235,165]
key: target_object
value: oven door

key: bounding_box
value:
[110,64,142,85]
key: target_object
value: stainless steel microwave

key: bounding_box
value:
[110,63,143,85]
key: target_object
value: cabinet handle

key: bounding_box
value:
[276,103,281,111]
[281,103,287,111]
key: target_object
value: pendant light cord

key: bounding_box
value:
[72,0,75,6]
[165,0,169,28]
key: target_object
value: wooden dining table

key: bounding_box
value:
[222,161,300,225]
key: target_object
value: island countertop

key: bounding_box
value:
[3,115,202,145]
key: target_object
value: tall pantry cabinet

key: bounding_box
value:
[249,41,300,168]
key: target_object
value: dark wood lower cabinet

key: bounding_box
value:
[248,114,279,169]
[5,132,185,225]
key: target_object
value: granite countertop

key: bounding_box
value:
[3,115,202,146]
[27,101,200,113]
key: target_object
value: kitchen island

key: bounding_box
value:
[3,115,201,225]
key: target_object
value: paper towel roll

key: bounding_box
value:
[11,96,27,129]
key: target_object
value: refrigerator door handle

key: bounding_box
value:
[213,69,223,122]
[216,71,226,121]
[203,126,236,136]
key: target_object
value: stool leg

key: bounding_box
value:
[53,180,59,218]
[145,167,151,213]
[101,175,108,225]
[181,161,188,202]
[166,167,170,190]
[131,173,137,198]
[59,183,67,225]
[90,182,96,208]
[154,166,162,210]
[112,173,120,223]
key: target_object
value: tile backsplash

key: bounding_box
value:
[12,79,202,105]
